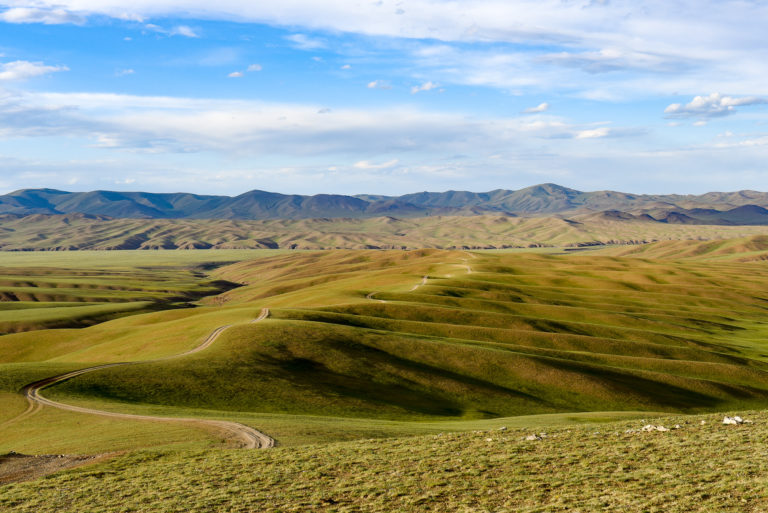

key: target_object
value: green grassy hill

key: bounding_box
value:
[3,244,768,510]
[41,249,768,426]
[0,250,283,334]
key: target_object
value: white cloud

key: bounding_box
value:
[2,2,768,99]
[341,64,351,70]
[523,102,549,114]
[664,93,768,119]
[0,60,68,81]
[411,81,438,94]
[0,89,619,158]
[145,23,199,38]
[228,71,244,78]
[367,80,391,89]
[115,68,135,76]
[247,64,262,72]
[0,7,85,24]
[170,25,199,38]
[285,33,325,50]
[353,159,399,169]
[575,127,610,139]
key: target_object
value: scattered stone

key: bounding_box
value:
[674,424,682,430]
[700,420,707,425]
[485,438,494,442]
[498,426,507,431]
[524,434,542,441]
[723,416,743,425]
[641,424,669,432]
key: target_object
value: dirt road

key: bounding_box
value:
[14,308,274,449]
[409,275,429,291]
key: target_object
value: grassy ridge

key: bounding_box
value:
[599,234,768,262]
[3,409,768,512]
[2,213,768,250]
[48,250,768,426]
[0,251,269,333]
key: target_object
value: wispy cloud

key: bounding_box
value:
[115,68,135,77]
[170,25,199,38]
[0,7,85,25]
[145,23,200,38]
[353,159,399,169]
[523,102,549,114]
[228,71,244,78]
[247,64,262,72]
[285,33,325,50]
[4,2,768,98]
[575,127,610,139]
[0,60,68,81]
[410,81,438,94]
[0,90,632,157]
[665,93,768,119]
[367,80,391,89]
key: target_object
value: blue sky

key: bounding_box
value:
[0,1,767,196]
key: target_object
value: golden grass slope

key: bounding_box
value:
[597,234,768,262]
[44,249,768,426]
[1,213,768,250]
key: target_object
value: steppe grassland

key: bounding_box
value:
[3,245,768,511]
[0,249,285,333]
[3,409,768,512]
[11,248,766,450]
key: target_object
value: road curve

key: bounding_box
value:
[16,308,275,449]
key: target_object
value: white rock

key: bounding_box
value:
[734,416,744,423]
[674,424,682,429]
[656,425,669,432]
[525,434,542,441]
[700,420,707,425]
[498,426,507,431]
[723,416,739,425]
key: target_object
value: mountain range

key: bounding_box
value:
[2,184,768,224]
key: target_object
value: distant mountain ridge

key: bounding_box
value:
[2,184,768,223]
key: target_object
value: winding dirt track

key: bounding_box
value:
[14,308,274,449]
[409,275,429,291]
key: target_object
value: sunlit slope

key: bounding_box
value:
[2,213,768,250]
[598,234,768,262]
[0,257,243,333]
[51,250,768,420]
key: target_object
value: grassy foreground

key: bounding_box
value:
[2,410,767,512]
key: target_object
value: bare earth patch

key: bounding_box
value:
[0,452,112,484]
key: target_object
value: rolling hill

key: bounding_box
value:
[4,244,768,511]
[0,211,767,251]
[2,184,768,221]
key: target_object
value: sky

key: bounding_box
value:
[0,1,767,196]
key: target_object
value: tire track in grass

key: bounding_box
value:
[12,308,274,449]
